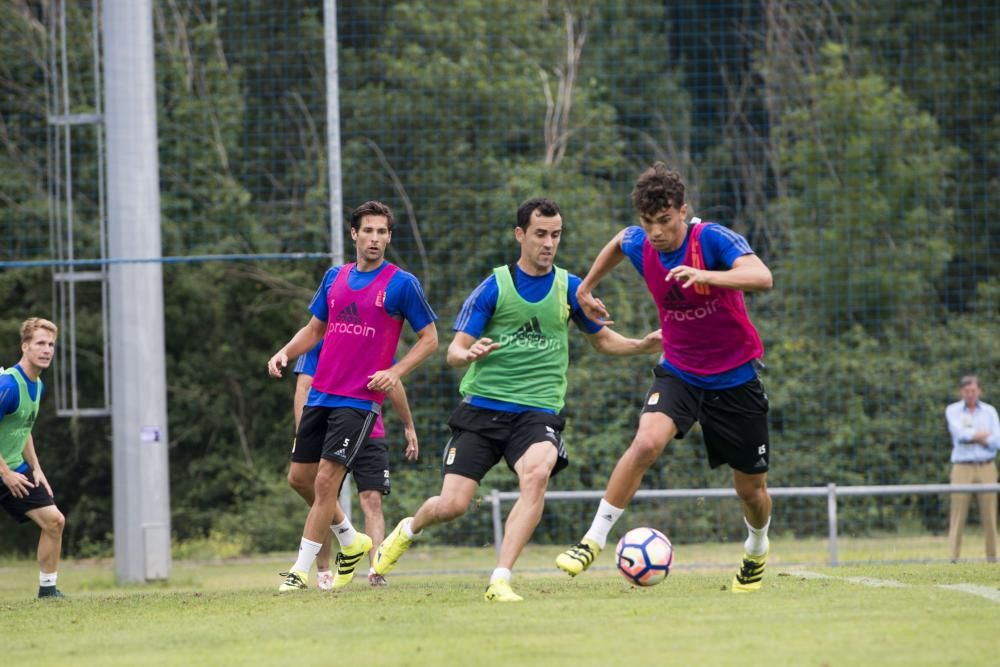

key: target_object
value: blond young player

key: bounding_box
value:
[0,318,67,598]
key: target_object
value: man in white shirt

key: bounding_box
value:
[945,375,999,562]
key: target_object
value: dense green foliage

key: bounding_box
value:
[0,1,998,556]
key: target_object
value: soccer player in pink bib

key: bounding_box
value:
[556,163,775,593]
[267,200,438,592]
[289,341,419,588]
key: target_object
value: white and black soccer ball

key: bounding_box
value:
[615,526,673,587]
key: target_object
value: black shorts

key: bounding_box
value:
[0,465,55,523]
[292,405,379,470]
[352,437,391,496]
[442,402,569,483]
[641,366,770,474]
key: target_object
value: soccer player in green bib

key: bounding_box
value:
[373,198,662,601]
[0,317,67,598]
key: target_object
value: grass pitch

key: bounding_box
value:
[1,538,997,666]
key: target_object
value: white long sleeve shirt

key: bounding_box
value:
[945,399,1000,464]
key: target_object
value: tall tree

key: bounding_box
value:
[771,43,959,337]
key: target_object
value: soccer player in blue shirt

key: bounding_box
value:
[372,197,661,601]
[0,318,67,598]
[268,201,438,592]
[289,341,419,588]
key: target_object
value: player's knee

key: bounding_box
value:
[735,481,768,505]
[628,436,663,466]
[287,469,311,494]
[43,508,65,534]
[313,473,340,500]
[518,465,551,495]
[359,491,382,514]
[435,496,468,521]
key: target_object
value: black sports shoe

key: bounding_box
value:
[38,586,66,599]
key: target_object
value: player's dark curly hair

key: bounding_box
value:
[350,200,395,231]
[516,197,561,230]
[630,162,685,217]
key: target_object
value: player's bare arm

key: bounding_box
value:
[667,253,773,292]
[268,316,326,377]
[446,331,502,368]
[22,434,53,496]
[584,326,662,356]
[386,381,419,461]
[402,422,419,460]
[367,321,439,392]
[576,229,628,324]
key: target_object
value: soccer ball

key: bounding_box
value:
[616,527,673,587]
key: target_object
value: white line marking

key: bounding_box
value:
[845,577,908,588]
[938,583,1000,603]
[790,570,906,587]
[788,570,1000,603]
[788,570,834,580]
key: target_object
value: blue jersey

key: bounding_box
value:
[453,264,603,413]
[293,341,322,377]
[0,365,41,419]
[306,262,437,409]
[622,222,756,390]
[0,365,40,474]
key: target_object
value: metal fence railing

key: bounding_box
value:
[488,484,1000,566]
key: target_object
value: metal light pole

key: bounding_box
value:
[103,0,171,583]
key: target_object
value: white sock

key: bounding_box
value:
[402,517,419,540]
[332,518,358,548]
[292,537,323,573]
[490,568,512,585]
[744,516,771,557]
[39,571,58,587]
[583,499,625,549]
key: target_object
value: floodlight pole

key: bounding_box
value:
[104,0,172,583]
[324,0,352,521]
[324,0,344,267]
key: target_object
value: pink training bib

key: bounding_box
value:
[642,223,763,375]
[312,262,404,405]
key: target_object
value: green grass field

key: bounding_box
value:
[2,536,998,667]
